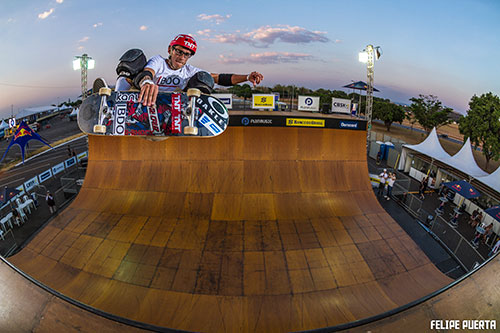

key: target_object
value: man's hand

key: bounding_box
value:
[138,82,158,107]
[247,71,263,86]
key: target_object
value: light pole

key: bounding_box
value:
[359,45,382,148]
[73,54,95,100]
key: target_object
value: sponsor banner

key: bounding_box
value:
[65,156,77,169]
[171,93,182,134]
[351,103,358,116]
[77,151,88,162]
[8,118,16,128]
[229,115,366,130]
[252,94,275,109]
[24,176,39,192]
[286,118,325,127]
[298,96,320,112]
[38,168,53,183]
[52,162,65,175]
[212,93,232,109]
[331,98,352,114]
[339,121,359,129]
[16,185,25,196]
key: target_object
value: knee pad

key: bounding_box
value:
[184,71,214,94]
[116,49,147,80]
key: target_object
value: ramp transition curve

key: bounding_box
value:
[5,112,471,331]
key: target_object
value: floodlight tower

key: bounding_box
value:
[359,45,382,147]
[73,54,95,99]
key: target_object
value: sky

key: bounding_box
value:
[0,0,499,118]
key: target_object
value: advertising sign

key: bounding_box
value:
[298,96,320,112]
[38,168,53,183]
[52,162,65,175]
[331,98,352,114]
[24,176,39,192]
[77,151,88,162]
[212,93,232,109]
[65,156,77,169]
[252,94,275,109]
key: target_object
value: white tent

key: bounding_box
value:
[445,137,488,178]
[69,108,79,117]
[398,127,452,169]
[476,166,500,194]
[0,120,8,129]
[16,106,58,120]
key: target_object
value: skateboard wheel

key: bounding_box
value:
[93,125,106,134]
[184,126,198,135]
[99,87,112,96]
[187,88,201,98]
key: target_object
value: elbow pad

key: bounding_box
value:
[218,73,233,86]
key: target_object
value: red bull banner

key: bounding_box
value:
[0,120,52,164]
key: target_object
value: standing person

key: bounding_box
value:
[488,238,500,257]
[386,172,396,200]
[67,146,72,158]
[468,209,479,226]
[113,34,264,103]
[378,169,389,197]
[471,211,483,228]
[45,191,56,214]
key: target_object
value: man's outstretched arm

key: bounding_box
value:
[211,71,264,87]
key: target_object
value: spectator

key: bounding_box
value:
[488,238,500,257]
[45,191,56,214]
[418,177,427,200]
[468,209,479,226]
[12,208,21,225]
[378,169,389,197]
[67,146,72,158]
[450,211,460,226]
[386,172,396,200]
[471,212,483,228]
[482,223,493,243]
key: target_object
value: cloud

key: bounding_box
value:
[38,8,54,19]
[93,22,103,28]
[208,25,329,47]
[78,46,84,51]
[219,52,313,64]
[78,36,89,43]
[56,0,64,3]
[197,13,231,25]
[197,29,212,36]
[7,18,15,23]
[334,39,342,43]
[139,25,148,31]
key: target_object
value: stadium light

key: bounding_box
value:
[359,44,382,149]
[73,54,94,99]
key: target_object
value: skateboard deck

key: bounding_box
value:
[78,89,229,137]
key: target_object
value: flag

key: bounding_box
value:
[0,120,52,164]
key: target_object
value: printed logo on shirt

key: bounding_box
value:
[158,75,182,88]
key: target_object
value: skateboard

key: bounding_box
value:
[78,88,229,137]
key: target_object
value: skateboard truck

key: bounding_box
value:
[93,87,113,134]
[184,88,201,135]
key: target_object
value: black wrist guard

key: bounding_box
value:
[218,73,234,86]
[133,70,154,89]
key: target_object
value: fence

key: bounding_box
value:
[394,190,486,272]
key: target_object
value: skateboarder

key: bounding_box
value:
[114,34,264,106]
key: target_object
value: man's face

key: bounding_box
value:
[168,45,193,69]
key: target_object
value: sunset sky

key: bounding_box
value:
[1,0,499,118]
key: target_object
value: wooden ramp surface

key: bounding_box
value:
[9,114,453,332]
[0,257,146,332]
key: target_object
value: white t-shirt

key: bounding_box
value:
[146,55,202,91]
[387,177,395,187]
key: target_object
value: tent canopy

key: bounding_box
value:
[476,165,500,194]
[403,128,451,162]
[16,106,58,120]
[443,180,481,199]
[343,81,380,92]
[446,137,488,177]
